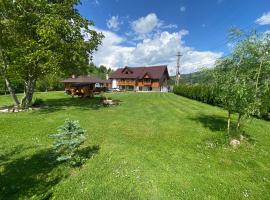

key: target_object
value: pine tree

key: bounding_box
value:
[50,119,86,166]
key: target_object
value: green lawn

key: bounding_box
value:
[0,91,269,200]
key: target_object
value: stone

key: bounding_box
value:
[0,109,9,113]
[230,139,240,147]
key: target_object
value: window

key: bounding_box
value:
[144,78,151,83]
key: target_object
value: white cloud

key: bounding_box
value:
[130,13,179,40]
[131,13,160,36]
[161,24,178,29]
[92,28,133,67]
[92,28,222,74]
[180,6,186,12]
[181,50,222,73]
[256,12,270,25]
[107,16,121,31]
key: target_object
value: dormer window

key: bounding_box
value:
[122,67,133,74]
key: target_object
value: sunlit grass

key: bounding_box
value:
[0,91,269,199]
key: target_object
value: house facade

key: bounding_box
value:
[109,65,170,92]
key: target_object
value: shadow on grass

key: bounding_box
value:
[0,148,63,199]
[0,145,35,164]
[0,145,100,199]
[190,114,227,132]
[190,114,256,147]
[34,96,103,114]
[79,145,100,160]
[33,96,123,114]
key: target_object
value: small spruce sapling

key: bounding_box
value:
[50,119,86,166]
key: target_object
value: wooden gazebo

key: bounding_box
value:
[60,75,110,97]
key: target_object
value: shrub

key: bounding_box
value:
[50,119,86,166]
[173,84,270,122]
[173,84,219,106]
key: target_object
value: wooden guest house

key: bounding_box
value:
[61,75,109,97]
[109,65,170,92]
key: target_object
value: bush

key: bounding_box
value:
[173,84,220,106]
[173,84,270,121]
[50,119,86,166]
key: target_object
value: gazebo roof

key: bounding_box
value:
[61,75,110,84]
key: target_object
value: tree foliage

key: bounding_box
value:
[0,0,104,108]
[87,62,114,79]
[174,30,270,136]
[173,83,218,105]
[212,30,270,134]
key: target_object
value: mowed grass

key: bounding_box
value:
[0,91,270,200]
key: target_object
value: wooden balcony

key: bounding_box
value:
[117,80,136,86]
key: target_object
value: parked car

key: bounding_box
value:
[109,88,121,92]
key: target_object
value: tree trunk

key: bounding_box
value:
[4,80,7,95]
[4,76,20,107]
[21,79,36,109]
[255,60,263,94]
[237,113,242,130]
[227,111,231,134]
[0,48,20,106]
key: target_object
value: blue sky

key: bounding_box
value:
[77,0,270,74]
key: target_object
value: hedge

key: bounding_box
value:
[173,84,220,106]
[173,84,270,120]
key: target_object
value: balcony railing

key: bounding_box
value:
[117,80,155,86]
[117,80,135,85]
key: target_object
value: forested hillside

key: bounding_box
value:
[169,70,213,85]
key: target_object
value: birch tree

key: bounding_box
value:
[0,0,103,108]
[214,30,270,134]
[0,0,20,106]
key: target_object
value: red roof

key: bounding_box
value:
[61,76,109,84]
[109,65,169,80]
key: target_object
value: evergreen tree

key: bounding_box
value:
[50,119,86,166]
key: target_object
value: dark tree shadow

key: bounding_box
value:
[0,145,35,164]
[190,114,256,147]
[33,96,103,114]
[189,114,227,132]
[78,145,100,160]
[0,145,100,199]
[0,148,64,200]
[188,114,229,148]
[32,96,123,114]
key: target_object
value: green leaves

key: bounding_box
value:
[213,31,270,133]
[173,84,217,105]
[1,0,104,107]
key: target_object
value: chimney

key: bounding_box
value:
[71,74,76,79]
[106,74,109,80]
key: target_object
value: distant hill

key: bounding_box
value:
[169,70,213,85]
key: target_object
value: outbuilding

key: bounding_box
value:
[61,75,110,97]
